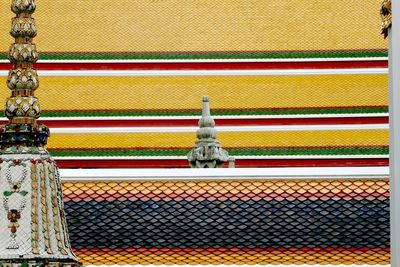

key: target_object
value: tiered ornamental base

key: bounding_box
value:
[0,149,80,267]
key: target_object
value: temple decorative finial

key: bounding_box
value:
[188,96,229,168]
[0,1,81,266]
[0,0,48,147]
[381,0,391,38]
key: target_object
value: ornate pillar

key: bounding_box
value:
[0,1,81,266]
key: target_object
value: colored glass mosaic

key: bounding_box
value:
[0,1,80,266]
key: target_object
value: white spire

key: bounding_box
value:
[187,96,229,168]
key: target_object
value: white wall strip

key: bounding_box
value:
[0,57,388,63]
[59,166,389,181]
[0,68,388,77]
[53,155,388,161]
[49,124,388,133]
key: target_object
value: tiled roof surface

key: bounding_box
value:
[0,0,387,57]
[62,179,389,265]
[0,0,389,169]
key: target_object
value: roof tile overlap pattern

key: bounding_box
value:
[62,179,390,265]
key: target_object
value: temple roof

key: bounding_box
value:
[0,0,389,265]
[0,0,388,169]
[59,168,389,265]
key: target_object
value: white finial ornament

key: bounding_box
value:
[188,96,229,168]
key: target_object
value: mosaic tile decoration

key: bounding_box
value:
[62,179,390,265]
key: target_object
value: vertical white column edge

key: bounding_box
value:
[389,3,399,265]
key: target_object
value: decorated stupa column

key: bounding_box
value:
[187,96,229,168]
[0,1,81,266]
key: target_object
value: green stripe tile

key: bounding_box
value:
[0,50,388,60]
[49,146,389,157]
[38,107,388,117]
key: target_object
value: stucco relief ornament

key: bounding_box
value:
[187,96,229,168]
[381,0,391,38]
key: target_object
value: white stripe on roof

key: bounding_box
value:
[59,166,389,181]
[0,68,388,77]
[49,124,388,133]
